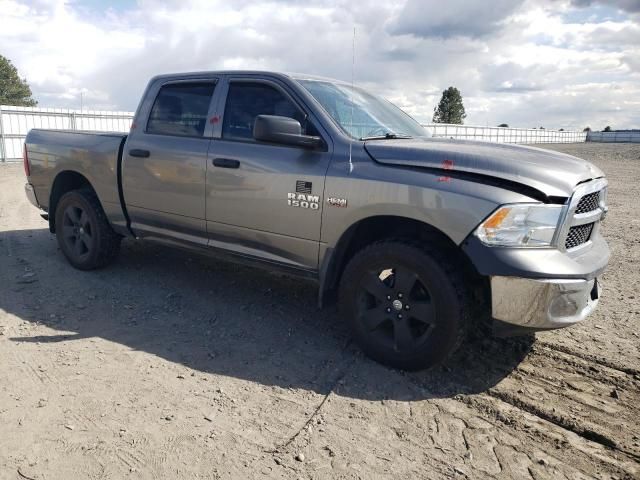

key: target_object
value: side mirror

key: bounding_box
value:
[253,115,322,149]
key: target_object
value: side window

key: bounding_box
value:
[222,82,309,141]
[147,82,215,138]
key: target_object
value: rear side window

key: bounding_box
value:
[147,82,215,137]
[222,82,308,141]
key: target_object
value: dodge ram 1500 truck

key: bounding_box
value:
[23,71,609,370]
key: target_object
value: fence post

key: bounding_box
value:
[0,106,5,163]
[70,111,77,131]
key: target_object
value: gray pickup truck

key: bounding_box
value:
[23,71,609,370]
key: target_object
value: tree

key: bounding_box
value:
[498,123,509,127]
[0,55,37,107]
[583,127,591,132]
[559,128,565,131]
[432,87,466,124]
[603,126,612,132]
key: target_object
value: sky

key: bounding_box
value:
[1,0,638,130]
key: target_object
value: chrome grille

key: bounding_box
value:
[575,191,600,214]
[565,223,594,249]
[558,178,607,251]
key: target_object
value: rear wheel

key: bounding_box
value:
[338,239,470,371]
[55,189,121,270]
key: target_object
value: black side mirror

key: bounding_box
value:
[253,115,322,149]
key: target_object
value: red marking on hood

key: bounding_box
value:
[210,116,220,124]
[442,159,454,170]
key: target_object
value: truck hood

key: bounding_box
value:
[364,137,604,199]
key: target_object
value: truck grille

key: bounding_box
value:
[575,191,600,214]
[565,223,594,249]
[559,179,607,251]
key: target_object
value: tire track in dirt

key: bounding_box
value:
[147,432,199,478]
[293,363,618,480]
[533,344,636,388]
[10,331,60,392]
[538,341,640,377]
[115,445,146,472]
[402,336,639,478]
[461,393,638,479]
[486,345,640,463]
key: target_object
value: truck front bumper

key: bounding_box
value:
[490,276,599,330]
[462,233,609,333]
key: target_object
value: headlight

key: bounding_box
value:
[475,204,564,247]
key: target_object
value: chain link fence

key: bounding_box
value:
[0,106,134,162]
[424,124,587,143]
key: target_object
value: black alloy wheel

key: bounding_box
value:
[356,266,436,353]
[55,189,121,270]
[61,204,94,261]
[339,240,470,370]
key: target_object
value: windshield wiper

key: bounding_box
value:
[360,132,413,141]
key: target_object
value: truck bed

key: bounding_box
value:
[25,129,128,229]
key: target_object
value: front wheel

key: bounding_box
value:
[338,240,470,371]
[55,189,121,270]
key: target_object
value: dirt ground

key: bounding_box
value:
[0,143,638,480]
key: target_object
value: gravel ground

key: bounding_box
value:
[0,142,638,479]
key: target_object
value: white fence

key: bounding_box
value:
[0,105,134,162]
[424,123,587,144]
[586,131,640,143]
[1,105,637,162]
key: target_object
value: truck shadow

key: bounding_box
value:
[1,227,533,401]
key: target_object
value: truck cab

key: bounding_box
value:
[121,73,333,273]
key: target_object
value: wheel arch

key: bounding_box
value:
[49,170,97,233]
[318,215,483,307]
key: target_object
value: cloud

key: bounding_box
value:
[586,23,640,46]
[484,81,640,131]
[571,0,640,13]
[0,0,637,130]
[481,62,552,93]
[388,0,526,39]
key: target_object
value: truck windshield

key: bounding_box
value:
[297,79,429,140]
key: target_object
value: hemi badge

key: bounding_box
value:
[327,197,348,208]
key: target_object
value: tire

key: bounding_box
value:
[54,189,121,270]
[338,239,470,371]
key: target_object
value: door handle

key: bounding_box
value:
[129,149,150,158]
[213,158,240,169]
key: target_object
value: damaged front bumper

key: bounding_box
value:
[490,276,599,330]
[462,232,609,335]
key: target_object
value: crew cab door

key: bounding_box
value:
[206,77,332,271]
[122,77,219,245]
